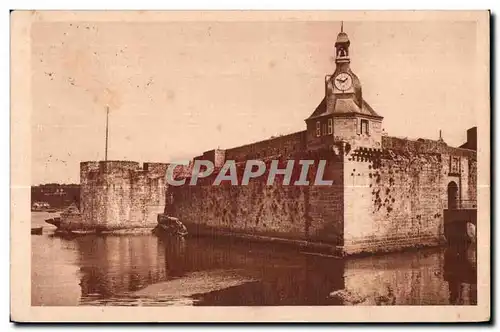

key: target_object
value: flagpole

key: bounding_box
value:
[105,105,109,161]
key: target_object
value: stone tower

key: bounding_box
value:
[306,24,384,151]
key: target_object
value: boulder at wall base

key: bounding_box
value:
[466,222,476,243]
[155,214,188,237]
[158,214,180,225]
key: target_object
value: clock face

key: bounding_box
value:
[334,72,353,91]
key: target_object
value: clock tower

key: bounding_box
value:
[306,23,383,151]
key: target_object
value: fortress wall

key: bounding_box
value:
[467,157,477,203]
[373,152,444,250]
[383,135,477,204]
[343,145,445,254]
[343,148,445,254]
[167,151,344,247]
[79,161,168,230]
[439,152,471,204]
[224,130,307,162]
[460,157,471,202]
[306,157,344,245]
[103,161,139,227]
[446,147,477,206]
[195,149,227,168]
[129,170,147,225]
[443,148,477,205]
[342,138,476,254]
[80,161,104,226]
[137,163,168,226]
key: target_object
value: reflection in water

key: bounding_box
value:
[31,235,81,306]
[443,245,477,305]
[31,213,477,306]
[76,236,167,302]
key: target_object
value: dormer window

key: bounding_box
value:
[361,119,369,135]
[315,121,321,137]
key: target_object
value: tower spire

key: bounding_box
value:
[335,23,350,64]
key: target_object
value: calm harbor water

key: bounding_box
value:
[31,212,477,306]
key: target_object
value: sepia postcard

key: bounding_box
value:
[10,10,490,322]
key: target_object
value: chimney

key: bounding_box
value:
[467,127,477,151]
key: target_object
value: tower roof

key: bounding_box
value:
[335,31,350,45]
[306,23,383,121]
[307,97,383,120]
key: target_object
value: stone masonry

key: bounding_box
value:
[80,161,168,231]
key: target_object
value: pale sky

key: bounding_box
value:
[31,20,478,185]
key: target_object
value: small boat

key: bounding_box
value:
[46,208,58,213]
[53,229,94,237]
[31,227,43,235]
[69,230,95,235]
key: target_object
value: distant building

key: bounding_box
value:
[31,201,50,211]
[31,184,80,210]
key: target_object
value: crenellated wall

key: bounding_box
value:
[166,149,344,251]
[343,148,445,253]
[341,137,477,254]
[80,161,168,230]
[78,126,475,254]
[224,131,307,162]
[158,130,476,255]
